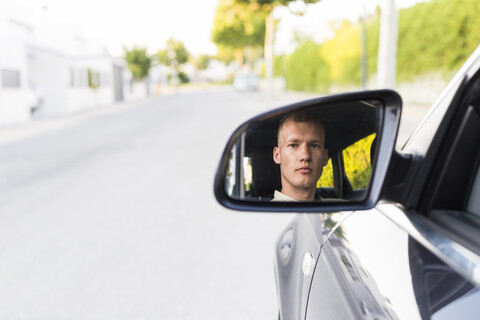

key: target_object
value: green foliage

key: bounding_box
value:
[211,0,267,49]
[284,39,330,92]
[157,38,190,67]
[316,134,375,190]
[214,45,237,64]
[124,47,152,80]
[275,13,380,91]
[343,134,375,189]
[338,55,361,85]
[366,16,380,79]
[177,71,190,83]
[235,0,320,12]
[87,69,99,89]
[273,54,287,77]
[192,54,212,70]
[397,0,480,80]
[212,0,321,66]
[317,159,333,188]
[275,0,480,92]
[325,217,346,240]
[321,20,361,86]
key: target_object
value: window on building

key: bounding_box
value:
[70,68,89,87]
[1,69,21,88]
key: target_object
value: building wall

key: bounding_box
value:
[26,46,69,116]
[0,36,31,125]
[0,3,152,126]
[67,57,115,113]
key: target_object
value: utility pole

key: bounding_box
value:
[377,0,398,89]
[264,13,274,97]
[360,0,368,89]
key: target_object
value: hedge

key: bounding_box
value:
[275,0,480,91]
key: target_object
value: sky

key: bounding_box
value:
[18,0,427,57]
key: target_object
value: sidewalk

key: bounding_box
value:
[0,96,160,146]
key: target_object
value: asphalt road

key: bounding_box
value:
[0,86,427,319]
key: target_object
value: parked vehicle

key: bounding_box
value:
[28,81,43,114]
[233,73,260,92]
[214,45,480,319]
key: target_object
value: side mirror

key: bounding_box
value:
[214,90,402,212]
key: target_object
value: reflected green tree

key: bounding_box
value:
[343,134,375,190]
[324,216,346,241]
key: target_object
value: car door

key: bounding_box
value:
[307,205,480,320]
[305,47,480,319]
[275,211,354,320]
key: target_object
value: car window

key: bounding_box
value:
[421,74,480,254]
[343,133,375,190]
[467,167,480,218]
[244,157,253,193]
[317,158,333,188]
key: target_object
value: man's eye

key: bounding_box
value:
[311,144,320,149]
[288,144,298,148]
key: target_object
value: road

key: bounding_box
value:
[0,87,426,319]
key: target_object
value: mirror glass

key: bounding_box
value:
[223,98,381,202]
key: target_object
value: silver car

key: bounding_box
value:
[233,73,260,92]
[216,45,480,319]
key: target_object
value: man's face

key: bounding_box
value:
[273,120,328,195]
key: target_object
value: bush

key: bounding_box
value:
[317,134,375,190]
[397,0,480,80]
[178,71,190,84]
[322,20,362,86]
[275,0,480,92]
[277,17,379,91]
[317,159,333,188]
[284,40,330,92]
[273,55,286,77]
[343,134,375,189]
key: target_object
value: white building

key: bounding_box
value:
[0,2,34,125]
[0,2,138,126]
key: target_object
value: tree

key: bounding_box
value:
[192,54,212,70]
[211,0,267,65]
[124,47,152,81]
[235,0,321,94]
[285,39,330,91]
[157,38,190,68]
[157,38,191,84]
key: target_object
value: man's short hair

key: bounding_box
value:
[277,110,325,146]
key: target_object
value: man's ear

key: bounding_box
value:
[273,146,281,164]
[323,149,329,166]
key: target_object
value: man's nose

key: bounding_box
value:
[299,144,311,161]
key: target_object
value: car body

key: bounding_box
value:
[215,46,480,319]
[272,46,480,319]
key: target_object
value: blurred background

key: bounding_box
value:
[1,0,479,318]
[2,0,479,126]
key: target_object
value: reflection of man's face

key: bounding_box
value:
[273,120,328,200]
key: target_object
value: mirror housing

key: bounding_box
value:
[214,90,402,212]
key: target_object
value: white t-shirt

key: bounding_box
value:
[272,190,298,202]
